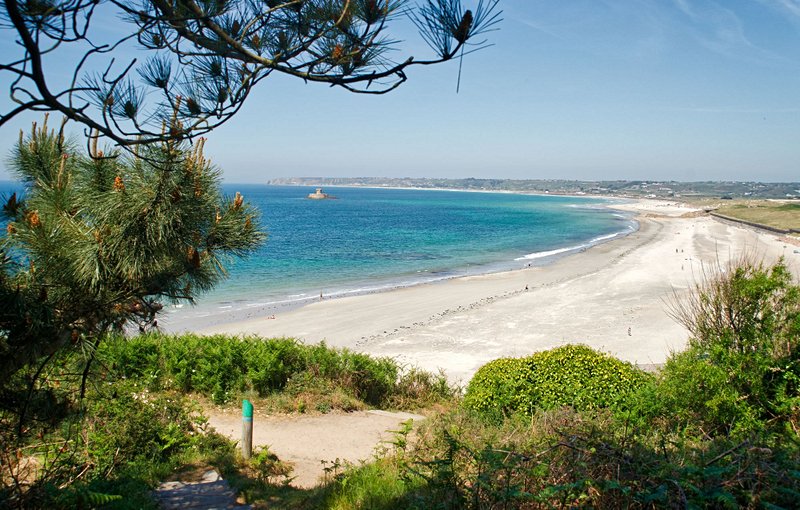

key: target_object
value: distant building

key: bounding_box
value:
[307,188,336,200]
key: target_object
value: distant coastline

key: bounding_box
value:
[266,177,800,201]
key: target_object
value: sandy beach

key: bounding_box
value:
[197,199,799,384]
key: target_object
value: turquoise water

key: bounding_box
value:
[0,182,635,326]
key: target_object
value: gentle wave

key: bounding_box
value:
[169,272,463,322]
[515,245,580,261]
[514,225,634,261]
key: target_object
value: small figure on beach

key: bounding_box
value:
[627,327,631,336]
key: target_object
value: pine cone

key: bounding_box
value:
[188,247,201,269]
[27,211,41,228]
[454,10,473,43]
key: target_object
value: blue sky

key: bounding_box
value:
[2,0,800,183]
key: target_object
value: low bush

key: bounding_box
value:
[320,457,421,510]
[652,258,800,438]
[97,333,452,410]
[463,344,651,418]
[1,377,235,509]
[317,406,800,509]
[387,408,800,509]
[461,357,536,418]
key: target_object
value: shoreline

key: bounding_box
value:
[163,194,638,333]
[186,199,799,383]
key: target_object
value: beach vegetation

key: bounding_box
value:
[463,344,651,420]
[0,360,238,509]
[326,406,799,509]
[644,257,800,439]
[98,333,455,409]
[0,332,453,507]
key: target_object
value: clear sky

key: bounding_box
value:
[2,0,800,183]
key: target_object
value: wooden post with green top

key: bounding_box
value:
[242,399,253,460]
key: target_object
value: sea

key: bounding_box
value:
[0,182,637,328]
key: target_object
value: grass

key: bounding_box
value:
[691,199,800,231]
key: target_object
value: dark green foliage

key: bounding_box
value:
[0,120,265,389]
[1,375,235,509]
[463,344,651,419]
[371,409,800,510]
[83,382,198,471]
[315,408,800,509]
[0,122,264,507]
[97,333,452,409]
[651,258,800,438]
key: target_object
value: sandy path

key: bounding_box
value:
[207,409,424,488]
[200,200,799,384]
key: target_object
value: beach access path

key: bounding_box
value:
[199,199,798,384]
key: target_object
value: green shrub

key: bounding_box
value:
[83,382,201,473]
[387,407,800,510]
[101,335,163,381]
[96,333,450,410]
[390,368,455,409]
[529,344,651,411]
[248,338,305,394]
[321,457,423,510]
[4,378,235,510]
[654,258,800,438]
[341,352,399,406]
[462,357,537,418]
[464,345,651,418]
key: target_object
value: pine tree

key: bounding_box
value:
[0,115,265,388]
[2,0,502,146]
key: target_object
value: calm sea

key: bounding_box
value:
[0,182,636,326]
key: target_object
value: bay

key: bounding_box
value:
[0,182,636,327]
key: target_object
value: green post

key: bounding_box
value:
[242,399,253,460]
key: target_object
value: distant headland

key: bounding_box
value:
[271,177,800,201]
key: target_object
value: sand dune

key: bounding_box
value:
[200,200,799,384]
